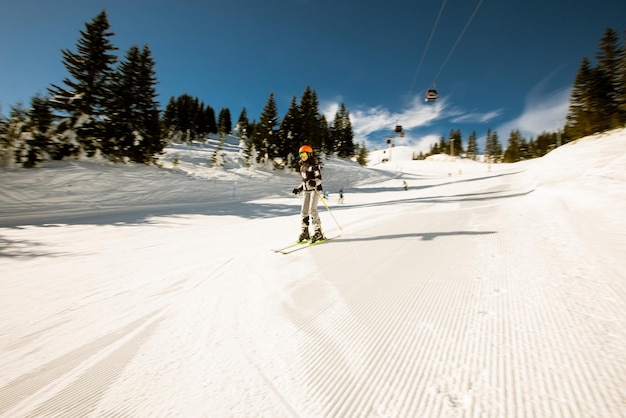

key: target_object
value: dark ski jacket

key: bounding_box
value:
[297,158,322,192]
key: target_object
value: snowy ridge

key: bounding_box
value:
[1,129,625,416]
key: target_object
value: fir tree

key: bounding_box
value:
[318,114,330,159]
[565,57,595,139]
[438,136,447,154]
[331,103,355,158]
[595,28,624,128]
[466,130,479,160]
[17,95,55,167]
[484,128,502,163]
[217,108,232,135]
[162,97,178,138]
[48,10,118,157]
[205,105,217,135]
[235,107,249,138]
[298,86,324,152]
[162,94,210,142]
[3,104,28,168]
[503,129,523,163]
[278,96,301,162]
[356,142,369,166]
[256,93,280,163]
[565,28,626,139]
[108,44,162,163]
[0,110,10,167]
[448,129,462,156]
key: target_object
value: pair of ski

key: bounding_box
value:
[272,235,340,254]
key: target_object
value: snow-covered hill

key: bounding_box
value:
[0,129,625,416]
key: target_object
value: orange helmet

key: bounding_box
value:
[299,145,313,153]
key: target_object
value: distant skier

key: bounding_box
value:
[338,187,344,204]
[402,180,408,191]
[292,145,326,243]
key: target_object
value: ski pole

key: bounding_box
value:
[318,191,343,231]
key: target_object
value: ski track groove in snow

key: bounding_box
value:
[0,310,165,416]
[1,131,625,416]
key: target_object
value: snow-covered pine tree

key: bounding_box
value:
[48,10,118,158]
[256,93,280,163]
[278,96,300,163]
[18,95,55,167]
[108,44,162,163]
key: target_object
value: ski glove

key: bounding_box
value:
[292,187,301,195]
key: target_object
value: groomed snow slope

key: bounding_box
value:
[0,129,625,417]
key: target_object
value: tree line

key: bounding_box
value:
[1,10,622,169]
[413,126,567,164]
[565,28,626,139]
[413,27,625,164]
[0,10,356,168]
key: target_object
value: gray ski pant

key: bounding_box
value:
[301,190,321,230]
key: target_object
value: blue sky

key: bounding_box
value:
[1,0,624,152]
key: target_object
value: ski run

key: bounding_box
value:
[1,128,625,417]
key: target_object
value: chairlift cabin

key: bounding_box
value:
[394,125,405,137]
[425,89,439,103]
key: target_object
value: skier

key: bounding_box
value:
[338,187,344,204]
[292,145,326,243]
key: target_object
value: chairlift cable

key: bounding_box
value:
[407,0,448,97]
[431,0,484,83]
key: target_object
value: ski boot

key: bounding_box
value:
[298,228,310,243]
[310,228,326,243]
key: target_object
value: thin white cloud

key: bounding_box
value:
[452,109,503,124]
[496,70,571,138]
[337,96,446,143]
[321,94,503,151]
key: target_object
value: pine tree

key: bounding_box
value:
[595,28,624,128]
[217,108,232,135]
[466,130,479,160]
[108,44,162,163]
[318,114,330,159]
[278,96,301,162]
[485,128,502,163]
[235,107,249,138]
[448,129,462,156]
[234,107,250,163]
[565,57,595,139]
[331,103,355,158]
[619,32,626,120]
[566,28,626,140]
[3,104,28,168]
[205,105,217,135]
[48,10,118,157]
[298,86,324,152]
[438,136,447,154]
[0,110,10,167]
[256,93,280,163]
[503,129,523,163]
[17,95,55,167]
[162,94,210,142]
[356,142,369,166]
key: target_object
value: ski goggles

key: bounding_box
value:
[300,152,308,158]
